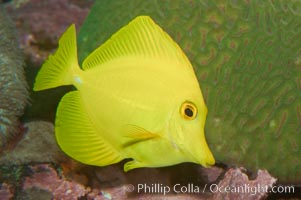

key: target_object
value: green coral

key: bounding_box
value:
[77,0,301,183]
[0,165,27,189]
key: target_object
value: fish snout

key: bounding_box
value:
[202,149,215,167]
[187,136,215,167]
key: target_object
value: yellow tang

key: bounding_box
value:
[33,16,215,171]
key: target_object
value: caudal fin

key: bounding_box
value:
[33,24,79,91]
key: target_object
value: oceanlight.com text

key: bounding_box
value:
[125,183,295,196]
[208,184,294,195]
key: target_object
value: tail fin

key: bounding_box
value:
[33,24,80,91]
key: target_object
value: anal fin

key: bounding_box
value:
[124,160,144,172]
[55,91,123,166]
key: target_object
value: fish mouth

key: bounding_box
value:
[192,152,215,168]
[202,156,215,167]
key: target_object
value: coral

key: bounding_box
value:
[212,168,277,200]
[0,121,67,164]
[0,165,24,187]
[0,5,28,149]
[78,0,301,183]
[1,164,278,200]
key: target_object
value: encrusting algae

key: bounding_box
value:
[33,16,215,171]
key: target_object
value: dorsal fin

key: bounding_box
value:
[82,16,193,72]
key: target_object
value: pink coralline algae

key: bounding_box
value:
[0,183,13,200]
[212,168,277,200]
[23,164,89,199]
[5,0,92,67]
[21,164,129,199]
[1,164,279,199]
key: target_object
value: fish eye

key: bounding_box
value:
[180,101,197,120]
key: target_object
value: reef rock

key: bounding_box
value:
[0,121,67,165]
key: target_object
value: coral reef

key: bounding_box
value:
[23,164,89,200]
[0,0,299,199]
[0,164,277,199]
[4,0,93,122]
[0,5,28,149]
[78,0,301,183]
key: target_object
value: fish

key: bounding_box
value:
[33,16,215,171]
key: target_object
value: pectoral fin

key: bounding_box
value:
[122,124,160,147]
